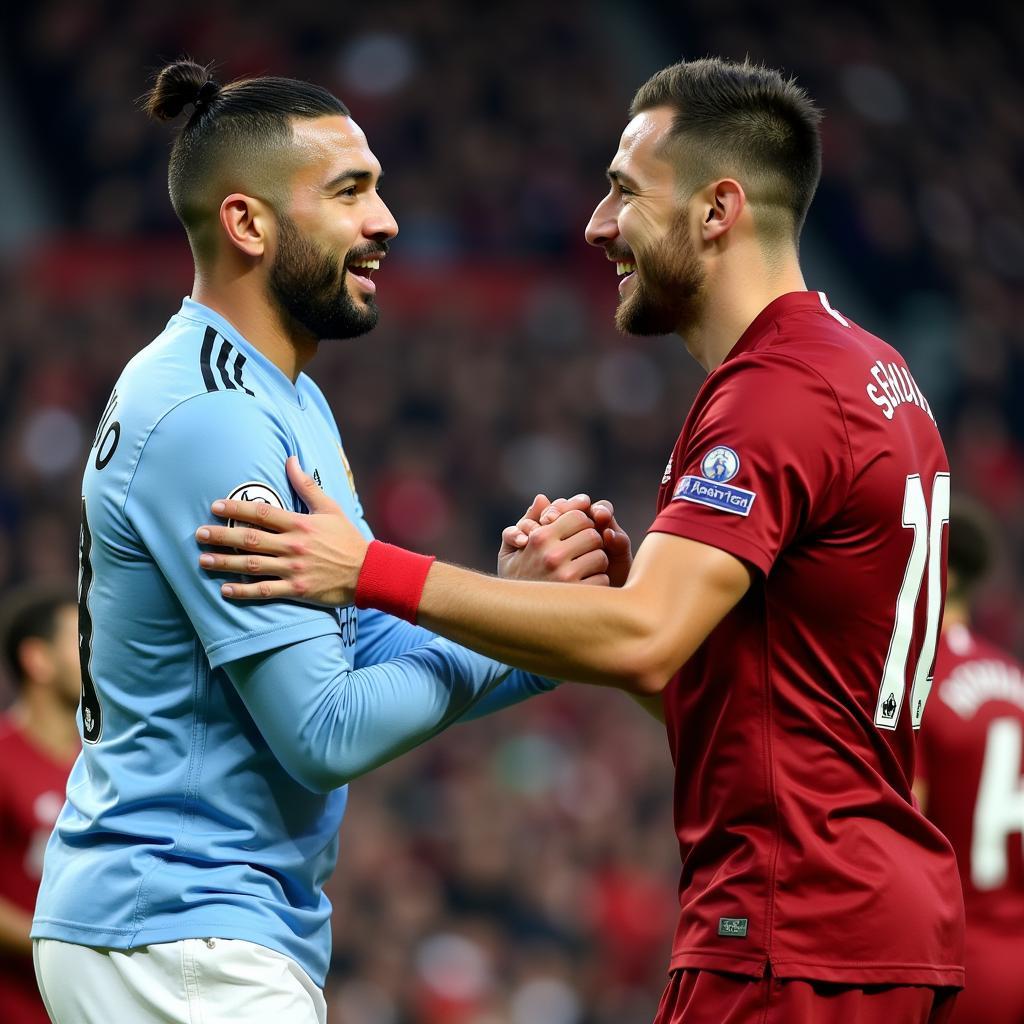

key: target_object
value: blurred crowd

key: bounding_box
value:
[1,0,1023,1020]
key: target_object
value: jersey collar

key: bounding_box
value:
[724,291,840,364]
[177,297,307,408]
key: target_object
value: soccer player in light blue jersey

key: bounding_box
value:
[31,59,611,1024]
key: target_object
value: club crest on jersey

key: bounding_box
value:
[226,481,286,529]
[701,446,740,483]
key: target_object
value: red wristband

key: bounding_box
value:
[354,540,437,623]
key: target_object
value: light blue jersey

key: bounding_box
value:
[32,298,554,986]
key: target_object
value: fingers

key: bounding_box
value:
[502,523,535,550]
[522,493,550,524]
[538,494,592,526]
[286,455,339,513]
[548,509,600,542]
[569,547,610,579]
[198,551,293,578]
[210,497,296,532]
[220,579,297,601]
[195,524,294,554]
[590,500,616,530]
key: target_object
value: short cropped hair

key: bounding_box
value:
[630,57,822,243]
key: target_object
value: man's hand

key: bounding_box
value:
[505,496,633,587]
[196,457,368,606]
[498,493,610,585]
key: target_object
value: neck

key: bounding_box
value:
[680,244,807,373]
[192,269,317,382]
[12,687,79,761]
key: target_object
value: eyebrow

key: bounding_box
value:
[606,168,641,191]
[323,168,382,192]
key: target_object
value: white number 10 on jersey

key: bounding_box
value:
[874,473,951,731]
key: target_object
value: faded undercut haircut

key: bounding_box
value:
[630,57,822,246]
[141,59,349,262]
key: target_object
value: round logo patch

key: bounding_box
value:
[226,481,285,529]
[700,446,740,482]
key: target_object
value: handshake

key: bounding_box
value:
[497,492,633,589]
[195,457,633,606]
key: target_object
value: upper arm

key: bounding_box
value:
[623,532,752,690]
[650,356,853,575]
[124,393,341,666]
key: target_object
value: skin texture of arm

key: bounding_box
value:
[197,462,752,696]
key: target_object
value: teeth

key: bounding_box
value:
[616,261,636,276]
[350,259,380,271]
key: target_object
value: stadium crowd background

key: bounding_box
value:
[0,1,1022,1021]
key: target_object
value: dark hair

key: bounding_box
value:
[630,57,822,243]
[947,498,996,603]
[0,583,74,690]
[141,59,349,259]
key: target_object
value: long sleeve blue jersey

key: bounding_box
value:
[32,298,555,986]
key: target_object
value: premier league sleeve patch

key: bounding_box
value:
[226,481,286,529]
[671,446,756,517]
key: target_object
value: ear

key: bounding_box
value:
[219,193,272,259]
[700,179,746,242]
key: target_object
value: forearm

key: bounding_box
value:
[0,896,33,956]
[417,562,660,692]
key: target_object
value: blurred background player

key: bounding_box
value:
[0,585,79,1024]
[916,501,1024,1024]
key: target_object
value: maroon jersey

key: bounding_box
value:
[0,713,74,1024]
[919,625,1024,931]
[649,291,963,987]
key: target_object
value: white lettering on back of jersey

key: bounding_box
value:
[864,360,934,423]
[940,660,1024,719]
[972,717,1024,890]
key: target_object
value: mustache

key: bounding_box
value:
[346,240,390,265]
[605,245,635,262]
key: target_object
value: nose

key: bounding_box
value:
[365,193,399,242]
[584,192,619,249]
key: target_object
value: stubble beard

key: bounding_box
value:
[269,214,379,342]
[615,213,707,338]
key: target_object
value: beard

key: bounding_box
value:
[269,214,380,341]
[615,211,706,337]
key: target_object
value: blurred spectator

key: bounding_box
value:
[0,584,80,1024]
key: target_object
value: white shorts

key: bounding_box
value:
[34,937,327,1024]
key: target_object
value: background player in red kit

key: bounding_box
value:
[0,585,79,1024]
[916,503,1024,1024]
[196,57,965,1022]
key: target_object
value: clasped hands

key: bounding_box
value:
[196,457,632,605]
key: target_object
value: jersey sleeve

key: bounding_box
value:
[226,630,524,792]
[123,391,340,667]
[649,354,854,575]
[354,607,557,720]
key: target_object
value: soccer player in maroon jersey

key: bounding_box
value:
[196,57,965,1022]
[0,586,80,1024]
[915,503,1024,1024]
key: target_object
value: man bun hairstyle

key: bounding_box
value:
[140,58,350,262]
[142,59,222,121]
[630,57,822,245]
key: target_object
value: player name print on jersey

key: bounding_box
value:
[671,446,756,517]
[865,359,934,422]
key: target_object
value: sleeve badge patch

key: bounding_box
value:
[672,447,756,516]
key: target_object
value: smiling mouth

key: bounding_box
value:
[346,254,385,293]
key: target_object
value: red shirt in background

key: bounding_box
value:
[0,712,75,1024]
[649,291,964,987]
[919,625,1024,929]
